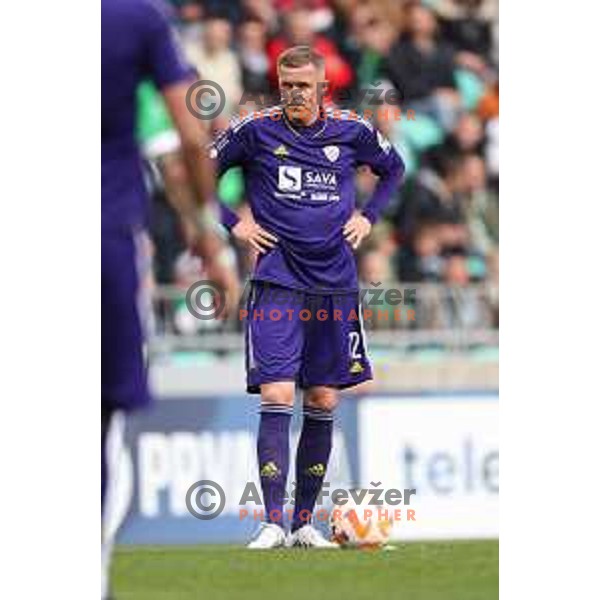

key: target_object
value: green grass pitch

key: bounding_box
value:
[112,540,498,600]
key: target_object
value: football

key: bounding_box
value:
[330,496,394,548]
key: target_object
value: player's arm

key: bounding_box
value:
[344,122,405,249]
[141,1,218,222]
[211,119,278,254]
[141,1,214,207]
[142,1,239,310]
[161,83,214,215]
[160,84,236,269]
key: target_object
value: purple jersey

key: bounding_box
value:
[214,108,404,292]
[102,0,192,232]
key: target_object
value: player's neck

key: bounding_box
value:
[284,107,319,128]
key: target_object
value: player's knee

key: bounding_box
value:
[304,387,339,412]
[260,382,295,407]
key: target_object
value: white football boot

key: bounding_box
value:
[247,522,287,549]
[288,524,340,549]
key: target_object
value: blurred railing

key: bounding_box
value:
[149,282,498,354]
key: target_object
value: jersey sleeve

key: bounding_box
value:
[354,120,405,224]
[354,120,403,177]
[141,0,195,89]
[210,115,256,176]
[209,116,256,231]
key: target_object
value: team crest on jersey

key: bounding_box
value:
[376,131,392,154]
[323,145,340,163]
[273,144,289,159]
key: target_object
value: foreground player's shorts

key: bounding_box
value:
[102,229,150,411]
[245,281,373,393]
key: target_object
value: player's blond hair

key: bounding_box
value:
[277,46,325,72]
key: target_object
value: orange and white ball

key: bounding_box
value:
[330,497,394,548]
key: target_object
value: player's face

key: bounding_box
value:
[278,63,327,124]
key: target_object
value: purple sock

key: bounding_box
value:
[292,407,333,532]
[257,405,292,526]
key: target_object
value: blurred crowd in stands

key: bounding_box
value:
[146,0,499,331]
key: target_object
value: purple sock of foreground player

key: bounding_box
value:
[292,407,333,532]
[257,405,293,525]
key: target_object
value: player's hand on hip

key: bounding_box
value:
[232,215,278,254]
[343,212,372,250]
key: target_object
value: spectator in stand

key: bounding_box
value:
[274,0,335,34]
[171,250,207,335]
[484,116,498,189]
[241,0,279,34]
[359,247,392,285]
[238,18,271,95]
[478,79,499,121]
[407,225,445,282]
[394,153,470,282]
[434,0,498,74]
[462,153,498,258]
[422,111,485,169]
[397,153,468,242]
[477,79,499,188]
[185,16,243,117]
[382,3,460,131]
[358,247,397,330]
[341,2,400,94]
[427,249,492,330]
[266,8,354,96]
[177,2,204,55]
[170,249,237,334]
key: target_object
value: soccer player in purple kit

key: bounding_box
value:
[214,46,405,548]
[102,0,235,595]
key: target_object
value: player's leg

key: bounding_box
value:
[101,404,117,600]
[101,231,150,592]
[289,292,372,547]
[245,283,303,548]
[102,230,149,509]
[101,405,114,511]
[102,231,150,412]
[258,383,294,527]
[289,385,340,548]
[248,382,295,548]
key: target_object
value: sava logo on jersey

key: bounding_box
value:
[277,166,338,197]
[278,166,303,191]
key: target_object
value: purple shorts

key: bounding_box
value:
[102,230,150,411]
[245,282,373,394]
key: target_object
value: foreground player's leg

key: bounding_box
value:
[102,232,151,595]
[248,382,294,549]
[101,404,113,511]
[289,386,339,548]
[101,403,114,600]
